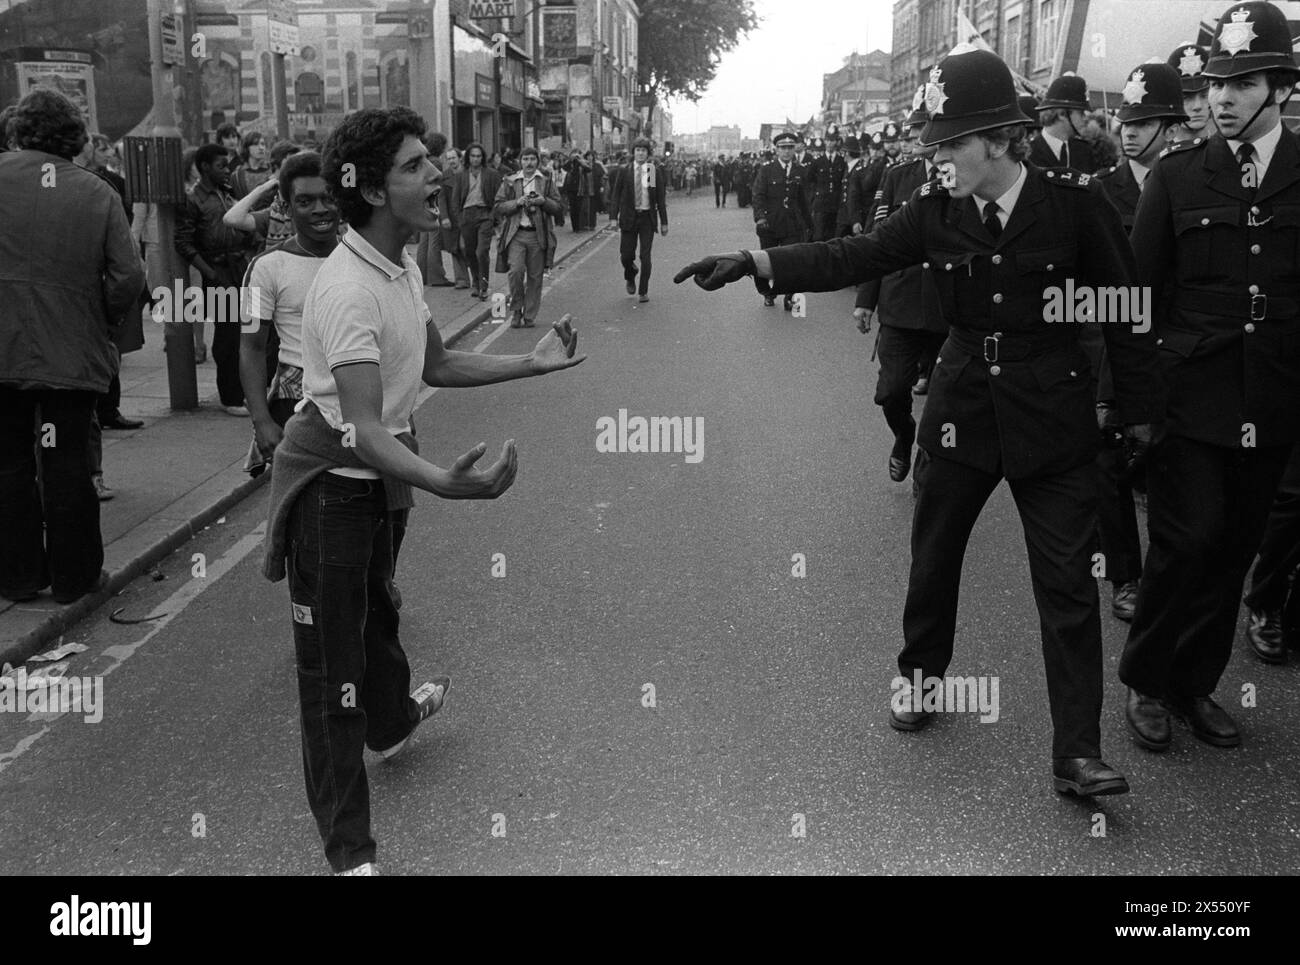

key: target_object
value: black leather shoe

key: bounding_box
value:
[1163,695,1241,747]
[889,685,934,731]
[99,411,144,430]
[782,294,793,312]
[1126,687,1171,752]
[1111,581,1139,622]
[626,279,636,295]
[763,294,775,307]
[912,376,929,396]
[1052,757,1130,797]
[1246,607,1287,664]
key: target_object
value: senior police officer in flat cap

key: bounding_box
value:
[1167,43,1214,144]
[1088,63,1189,626]
[751,131,813,310]
[1119,1,1300,754]
[674,45,1163,797]
[1031,74,1100,173]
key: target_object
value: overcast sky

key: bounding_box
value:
[663,0,895,139]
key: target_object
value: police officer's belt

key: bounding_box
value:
[1174,288,1300,321]
[947,326,1076,363]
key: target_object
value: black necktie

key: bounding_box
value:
[1237,143,1259,193]
[983,200,1002,240]
[1061,142,1070,169]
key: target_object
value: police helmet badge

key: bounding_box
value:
[925,64,949,115]
[1220,7,1257,56]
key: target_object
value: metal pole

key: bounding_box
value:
[148,0,198,410]
[273,51,289,139]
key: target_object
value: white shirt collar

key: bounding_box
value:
[976,162,1028,226]
[1227,119,1283,182]
[341,226,411,282]
[1041,129,1066,156]
[1127,158,1150,187]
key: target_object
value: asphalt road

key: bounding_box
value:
[2,194,1297,875]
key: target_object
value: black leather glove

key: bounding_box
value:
[673,250,757,291]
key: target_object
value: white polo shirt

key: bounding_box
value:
[301,227,430,478]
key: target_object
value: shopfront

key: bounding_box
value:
[452,24,497,151]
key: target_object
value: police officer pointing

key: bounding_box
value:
[674,45,1162,797]
[1119,1,1300,753]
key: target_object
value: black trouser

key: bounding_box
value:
[813,209,837,242]
[758,226,804,298]
[285,473,420,872]
[1095,438,1143,586]
[901,451,1105,759]
[1244,445,1300,614]
[459,206,493,289]
[0,387,103,601]
[1120,437,1293,699]
[874,326,946,457]
[619,211,657,296]
[715,182,729,206]
[201,259,248,407]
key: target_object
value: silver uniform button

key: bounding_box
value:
[1249,284,1260,294]
[992,254,1002,265]
[922,262,930,268]
[993,293,1004,304]
[989,365,1002,376]
[1251,244,1261,254]
[1046,264,1054,271]
[945,262,953,270]
[1244,323,1256,333]
[1201,217,1210,226]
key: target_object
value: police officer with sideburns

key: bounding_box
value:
[852,87,949,484]
[1090,62,1189,624]
[674,45,1163,797]
[1119,1,1300,753]
[751,131,812,311]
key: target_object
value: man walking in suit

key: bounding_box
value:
[713,154,732,208]
[751,131,811,310]
[675,46,1162,797]
[494,146,563,327]
[1120,1,1300,752]
[614,137,669,303]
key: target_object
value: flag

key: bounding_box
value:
[956,7,992,52]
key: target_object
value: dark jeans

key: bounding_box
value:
[619,211,657,295]
[715,182,729,206]
[285,473,421,872]
[1120,437,1293,699]
[0,387,104,601]
[459,206,493,290]
[874,326,946,457]
[202,262,246,407]
[901,452,1105,759]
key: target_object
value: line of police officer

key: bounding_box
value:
[675,0,1300,798]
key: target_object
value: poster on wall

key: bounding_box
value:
[16,56,98,131]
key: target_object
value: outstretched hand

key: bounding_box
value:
[440,440,518,499]
[530,313,585,373]
[672,251,754,290]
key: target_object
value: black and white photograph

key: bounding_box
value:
[0,0,1296,911]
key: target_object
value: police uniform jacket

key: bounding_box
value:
[764,163,1164,479]
[752,158,813,239]
[855,158,948,335]
[809,153,847,214]
[1029,132,1097,174]
[837,159,867,230]
[1131,130,1300,448]
[1095,159,1142,231]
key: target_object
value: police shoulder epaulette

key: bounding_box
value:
[1095,164,1117,180]
[1042,168,1092,189]
[1158,136,1208,160]
[917,180,948,199]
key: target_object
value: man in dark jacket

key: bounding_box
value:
[1030,74,1099,173]
[751,131,812,310]
[675,47,1163,798]
[611,137,669,302]
[176,143,256,413]
[0,89,144,605]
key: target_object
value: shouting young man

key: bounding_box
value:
[262,108,585,875]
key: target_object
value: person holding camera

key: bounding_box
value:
[493,146,563,328]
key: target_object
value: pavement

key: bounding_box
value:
[0,221,618,670]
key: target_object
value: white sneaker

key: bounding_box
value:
[335,862,379,876]
[380,677,450,762]
[222,405,250,416]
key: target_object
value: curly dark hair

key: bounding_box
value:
[322,107,426,228]
[12,88,87,160]
[278,150,323,203]
[0,105,17,151]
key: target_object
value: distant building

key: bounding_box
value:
[821,50,891,129]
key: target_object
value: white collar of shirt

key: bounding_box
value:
[1228,120,1283,183]
[1127,158,1150,187]
[341,225,410,281]
[1042,129,1066,158]
[976,162,1028,227]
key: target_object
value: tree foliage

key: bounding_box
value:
[637,0,759,124]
